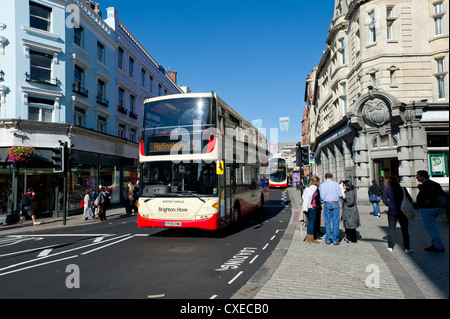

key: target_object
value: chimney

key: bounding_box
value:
[85,1,102,17]
[167,71,177,84]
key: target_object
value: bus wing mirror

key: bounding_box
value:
[216,161,224,175]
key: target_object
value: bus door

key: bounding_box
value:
[219,163,232,226]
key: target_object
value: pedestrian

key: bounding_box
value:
[82,190,93,221]
[96,187,110,222]
[338,180,345,211]
[19,188,41,226]
[302,176,321,244]
[416,170,446,253]
[319,173,342,245]
[124,181,134,214]
[341,180,360,243]
[382,176,413,253]
[368,180,383,218]
[133,180,140,213]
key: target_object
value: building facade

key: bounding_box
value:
[0,0,185,221]
[305,0,449,205]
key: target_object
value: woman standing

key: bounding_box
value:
[342,180,360,243]
[82,190,93,221]
[382,176,414,253]
[368,180,382,218]
[302,176,321,244]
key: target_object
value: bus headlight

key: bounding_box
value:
[212,202,219,209]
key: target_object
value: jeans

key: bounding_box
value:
[306,207,316,235]
[323,202,340,243]
[420,208,444,249]
[372,197,381,216]
[387,213,410,250]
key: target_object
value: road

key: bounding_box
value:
[0,189,291,299]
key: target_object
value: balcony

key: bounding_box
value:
[118,105,128,114]
[72,83,89,97]
[25,72,58,86]
[129,111,138,119]
[96,95,109,107]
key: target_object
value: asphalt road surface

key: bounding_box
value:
[0,189,291,299]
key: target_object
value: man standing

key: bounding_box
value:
[416,170,446,252]
[320,173,343,245]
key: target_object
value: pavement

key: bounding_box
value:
[233,187,449,299]
[1,190,449,300]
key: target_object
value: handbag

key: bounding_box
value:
[369,194,378,203]
[400,187,415,220]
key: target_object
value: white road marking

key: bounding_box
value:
[228,271,243,284]
[210,294,218,299]
[270,235,276,241]
[81,235,135,255]
[37,248,53,257]
[0,255,78,277]
[262,243,269,250]
[249,255,259,264]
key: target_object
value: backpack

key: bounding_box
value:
[80,199,85,208]
[400,187,415,220]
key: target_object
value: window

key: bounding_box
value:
[97,115,107,133]
[129,57,134,78]
[129,95,135,114]
[341,82,347,114]
[369,11,376,43]
[130,128,136,142]
[29,1,51,32]
[390,70,395,86]
[28,96,53,122]
[434,4,443,36]
[141,68,146,87]
[386,7,394,40]
[339,39,345,65]
[29,50,52,83]
[74,65,87,96]
[158,84,162,96]
[118,47,124,70]
[74,106,86,127]
[97,41,104,63]
[118,123,126,138]
[97,79,107,105]
[118,87,124,107]
[371,73,377,87]
[149,75,153,93]
[437,58,446,99]
[74,26,83,47]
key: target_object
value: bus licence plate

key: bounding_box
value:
[164,221,182,227]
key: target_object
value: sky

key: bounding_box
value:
[95,0,335,142]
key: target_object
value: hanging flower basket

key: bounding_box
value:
[7,146,35,163]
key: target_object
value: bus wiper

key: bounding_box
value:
[174,191,205,202]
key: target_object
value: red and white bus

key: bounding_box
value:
[269,157,287,188]
[137,93,269,230]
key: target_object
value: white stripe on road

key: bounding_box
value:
[228,271,243,284]
[249,255,259,264]
[81,235,135,255]
[262,243,269,250]
[37,248,53,257]
[0,255,78,277]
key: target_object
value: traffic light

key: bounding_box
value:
[301,145,310,166]
[52,146,64,172]
[295,142,302,167]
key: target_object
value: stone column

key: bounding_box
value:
[335,141,345,182]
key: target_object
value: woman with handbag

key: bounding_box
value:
[83,190,93,221]
[302,176,321,244]
[368,180,382,218]
[382,176,414,253]
[342,180,361,243]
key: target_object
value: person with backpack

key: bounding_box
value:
[368,180,383,218]
[19,188,41,226]
[96,187,110,222]
[416,170,447,253]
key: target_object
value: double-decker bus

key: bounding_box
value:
[269,157,287,188]
[137,93,269,230]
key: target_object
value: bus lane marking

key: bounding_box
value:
[217,247,257,271]
[228,271,243,284]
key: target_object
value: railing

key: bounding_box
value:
[96,95,109,107]
[73,83,89,97]
[25,72,58,86]
[118,105,128,114]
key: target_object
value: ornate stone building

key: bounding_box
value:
[305,0,449,204]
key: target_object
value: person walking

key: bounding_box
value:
[19,188,41,226]
[124,182,134,215]
[302,176,321,244]
[82,190,93,221]
[382,176,413,253]
[96,187,110,222]
[368,180,383,218]
[416,170,446,252]
[319,173,342,245]
[341,180,360,243]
